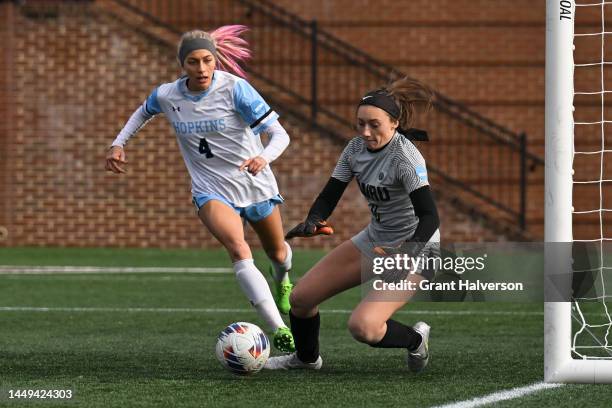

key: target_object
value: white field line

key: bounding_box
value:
[0,307,255,313]
[0,276,234,283]
[430,382,565,408]
[0,306,543,316]
[0,265,232,274]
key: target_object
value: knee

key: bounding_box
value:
[289,285,316,315]
[265,246,286,264]
[224,239,251,262]
[347,313,386,344]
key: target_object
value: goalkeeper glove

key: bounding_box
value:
[285,219,334,239]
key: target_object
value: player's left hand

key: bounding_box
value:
[373,246,389,256]
[374,241,423,258]
[373,242,420,283]
[239,156,268,176]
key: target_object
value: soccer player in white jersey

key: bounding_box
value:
[265,76,440,370]
[105,26,295,352]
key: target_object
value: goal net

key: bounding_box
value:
[545,0,612,383]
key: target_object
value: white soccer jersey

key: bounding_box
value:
[139,70,281,207]
[332,132,437,244]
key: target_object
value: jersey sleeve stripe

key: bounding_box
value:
[144,87,162,116]
[251,110,279,134]
[250,108,273,129]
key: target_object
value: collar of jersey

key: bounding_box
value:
[179,72,217,102]
[366,131,399,154]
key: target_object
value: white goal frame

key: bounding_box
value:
[545,0,612,383]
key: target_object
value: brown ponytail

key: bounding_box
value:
[386,76,434,130]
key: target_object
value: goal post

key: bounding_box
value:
[545,0,612,383]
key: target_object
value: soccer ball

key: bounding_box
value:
[215,322,270,375]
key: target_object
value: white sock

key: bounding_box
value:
[254,300,286,332]
[233,258,286,331]
[270,241,292,284]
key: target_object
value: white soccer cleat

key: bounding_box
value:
[264,352,323,370]
[407,321,430,373]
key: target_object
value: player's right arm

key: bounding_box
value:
[285,177,347,239]
[106,88,162,174]
[105,145,128,174]
[285,141,355,239]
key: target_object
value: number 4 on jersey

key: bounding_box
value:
[198,138,214,158]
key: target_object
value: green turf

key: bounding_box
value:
[0,247,325,269]
[0,248,608,407]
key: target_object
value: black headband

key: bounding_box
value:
[358,90,429,141]
[358,90,400,119]
[178,38,216,65]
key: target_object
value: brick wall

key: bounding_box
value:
[0,2,16,245]
[268,1,545,147]
[0,1,554,249]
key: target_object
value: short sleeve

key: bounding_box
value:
[331,142,356,183]
[392,139,430,193]
[399,160,429,193]
[233,79,279,134]
[144,87,162,116]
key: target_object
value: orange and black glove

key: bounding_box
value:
[285,219,334,240]
[286,177,347,239]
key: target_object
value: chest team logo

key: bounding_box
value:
[358,180,390,202]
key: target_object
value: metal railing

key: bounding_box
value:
[110,0,543,230]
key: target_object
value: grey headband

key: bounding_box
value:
[178,38,216,65]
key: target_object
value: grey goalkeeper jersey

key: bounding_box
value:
[332,132,436,245]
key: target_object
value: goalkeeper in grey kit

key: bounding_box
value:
[265,76,440,371]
